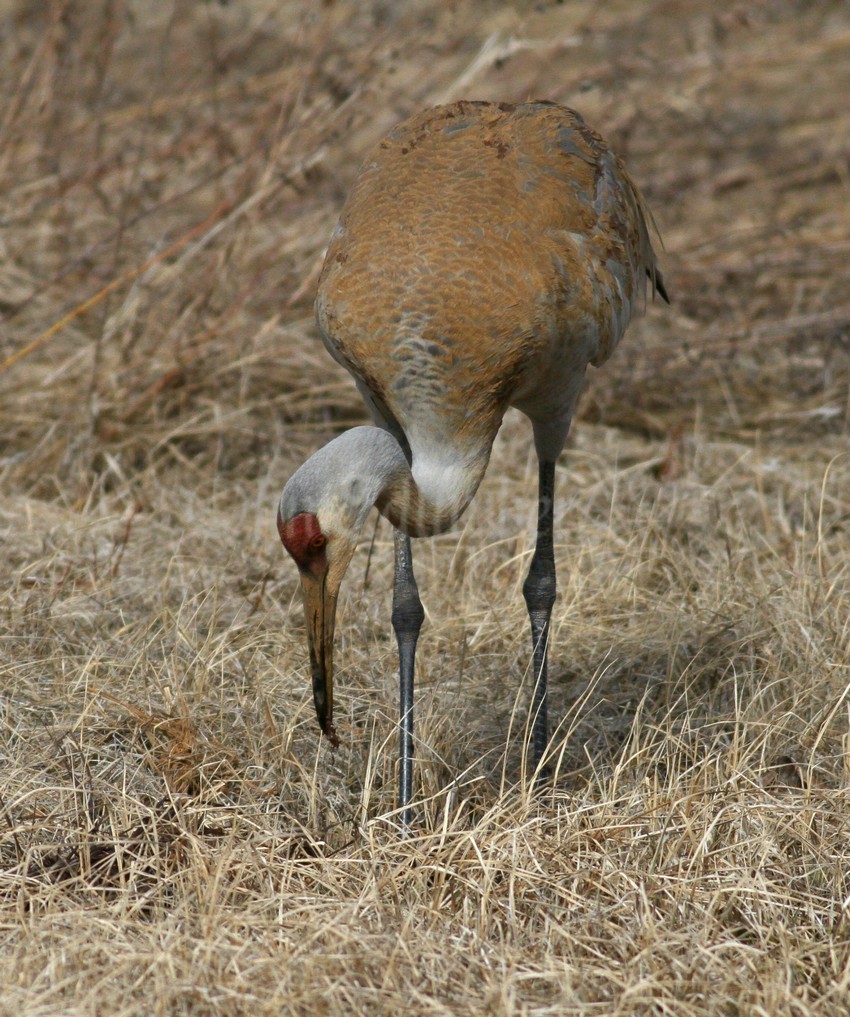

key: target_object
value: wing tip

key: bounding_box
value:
[649,267,671,304]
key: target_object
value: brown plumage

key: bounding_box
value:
[278,100,667,825]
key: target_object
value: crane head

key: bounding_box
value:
[277,507,358,747]
[276,425,407,745]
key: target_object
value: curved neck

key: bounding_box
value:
[285,426,489,538]
[376,435,489,537]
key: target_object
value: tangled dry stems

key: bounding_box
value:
[1,1,849,1014]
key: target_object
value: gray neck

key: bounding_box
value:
[281,426,489,538]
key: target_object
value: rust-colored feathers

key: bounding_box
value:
[316,100,666,459]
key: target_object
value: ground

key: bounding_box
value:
[1,1,849,1014]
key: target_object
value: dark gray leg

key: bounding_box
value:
[522,459,557,779]
[392,530,424,825]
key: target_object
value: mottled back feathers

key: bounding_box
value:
[316,100,665,460]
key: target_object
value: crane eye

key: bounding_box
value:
[309,534,326,551]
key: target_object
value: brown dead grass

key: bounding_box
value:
[1,1,850,1014]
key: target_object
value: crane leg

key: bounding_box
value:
[392,529,424,825]
[522,459,557,781]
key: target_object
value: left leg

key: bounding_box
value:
[522,459,557,777]
[392,530,425,825]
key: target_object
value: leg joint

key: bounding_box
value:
[522,567,556,613]
[392,590,425,637]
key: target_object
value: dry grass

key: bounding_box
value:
[2,1,850,1013]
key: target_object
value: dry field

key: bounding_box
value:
[2,1,850,1013]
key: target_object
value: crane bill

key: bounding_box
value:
[300,571,340,747]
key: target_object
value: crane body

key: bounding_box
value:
[278,100,667,824]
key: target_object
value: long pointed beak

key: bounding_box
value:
[300,571,340,747]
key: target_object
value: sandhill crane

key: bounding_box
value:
[278,100,668,825]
